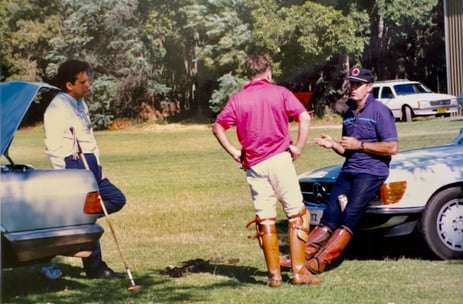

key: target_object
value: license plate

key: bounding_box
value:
[437,108,448,113]
[308,209,324,225]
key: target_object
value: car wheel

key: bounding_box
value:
[420,187,463,259]
[402,106,413,122]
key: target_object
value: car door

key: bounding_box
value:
[374,85,401,119]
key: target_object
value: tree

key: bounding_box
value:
[0,0,61,81]
[143,0,202,116]
[180,0,253,117]
[367,0,440,79]
[1,0,447,125]
[45,0,168,128]
[198,0,368,115]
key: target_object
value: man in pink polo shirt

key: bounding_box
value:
[212,54,319,287]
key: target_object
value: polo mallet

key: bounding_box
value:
[70,128,141,292]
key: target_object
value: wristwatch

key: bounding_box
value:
[360,141,365,151]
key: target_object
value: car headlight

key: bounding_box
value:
[417,101,430,108]
[380,181,407,205]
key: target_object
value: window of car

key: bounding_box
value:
[416,83,433,93]
[394,83,433,96]
[394,84,417,95]
[372,87,379,98]
[380,86,394,99]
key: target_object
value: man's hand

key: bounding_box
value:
[231,148,242,164]
[289,145,302,160]
[340,136,362,150]
[314,134,335,149]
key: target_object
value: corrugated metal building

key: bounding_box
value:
[444,0,463,96]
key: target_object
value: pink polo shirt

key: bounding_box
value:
[215,79,307,168]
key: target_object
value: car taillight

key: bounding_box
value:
[380,181,407,205]
[84,191,102,214]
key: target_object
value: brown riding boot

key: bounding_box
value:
[280,224,333,268]
[306,226,353,274]
[288,209,321,285]
[246,217,282,287]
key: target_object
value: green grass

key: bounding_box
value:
[2,117,463,303]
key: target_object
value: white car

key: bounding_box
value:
[372,80,458,122]
[1,81,104,268]
[300,129,463,260]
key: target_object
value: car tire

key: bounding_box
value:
[420,187,463,260]
[402,106,413,122]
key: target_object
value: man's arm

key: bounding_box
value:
[43,100,68,169]
[358,140,399,156]
[212,123,242,163]
[289,111,311,160]
[339,136,399,156]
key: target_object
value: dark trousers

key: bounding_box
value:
[65,153,126,276]
[320,171,387,232]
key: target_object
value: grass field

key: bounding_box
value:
[2,117,463,304]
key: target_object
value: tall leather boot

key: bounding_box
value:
[306,225,353,274]
[246,217,282,287]
[280,224,333,268]
[288,209,321,285]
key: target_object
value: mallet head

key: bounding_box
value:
[128,285,142,292]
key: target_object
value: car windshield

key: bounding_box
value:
[393,83,432,96]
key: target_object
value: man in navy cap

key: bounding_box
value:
[281,67,399,274]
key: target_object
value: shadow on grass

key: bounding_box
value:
[343,231,438,260]
[2,259,287,303]
[274,219,439,274]
[1,263,161,304]
[1,221,439,303]
[159,257,291,284]
[276,219,438,261]
[323,233,438,273]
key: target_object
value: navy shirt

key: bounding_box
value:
[341,94,398,176]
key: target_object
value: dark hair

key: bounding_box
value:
[245,54,272,79]
[52,59,90,91]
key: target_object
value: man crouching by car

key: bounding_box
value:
[43,59,126,279]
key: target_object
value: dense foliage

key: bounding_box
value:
[0,0,444,127]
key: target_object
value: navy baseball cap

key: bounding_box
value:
[345,67,374,83]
